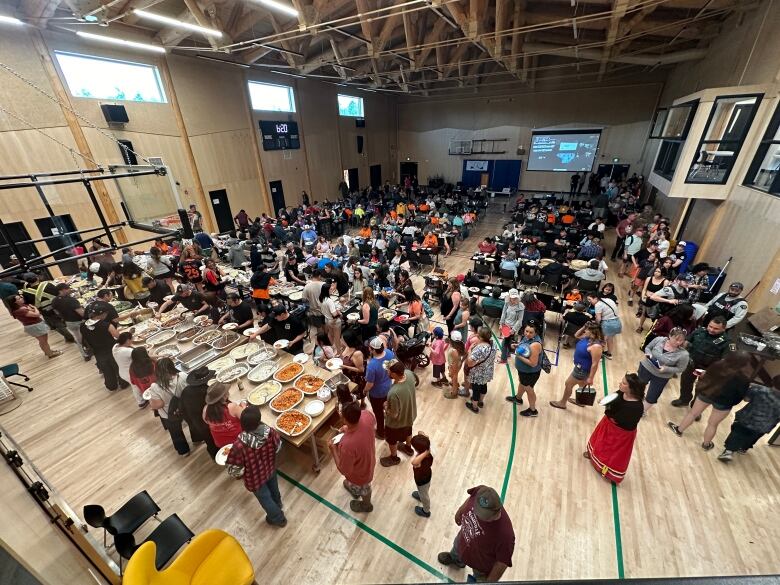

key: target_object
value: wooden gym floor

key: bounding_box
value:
[1,201,778,583]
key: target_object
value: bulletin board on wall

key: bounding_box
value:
[461,159,522,190]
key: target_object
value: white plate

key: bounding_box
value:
[243,327,260,337]
[273,339,290,349]
[142,389,152,401]
[304,400,325,417]
[599,392,619,406]
[222,322,238,330]
[163,295,174,302]
[215,444,232,466]
[325,358,343,371]
[332,432,344,445]
[293,353,309,364]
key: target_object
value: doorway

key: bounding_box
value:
[34,215,79,276]
[400,161,418,184]
[208,189,234,234]
[0,221,44,273]
[369,164,382,189]
[346,168,359,191]
[269,181,286,216]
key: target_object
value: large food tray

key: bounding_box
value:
[193,328,222,346]
[210,331,241,350]
[215,363,250,384]
[269,388,304,413]
[176,344,220,372]
[273,362,304,384]
[247,347,277,365]
[275,409,312,437]
[145,329,177,347]
[230,342,260,360]
[247,380,282,406]
[247,362,278,383]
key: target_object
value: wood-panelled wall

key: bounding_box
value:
[0,27,396,268]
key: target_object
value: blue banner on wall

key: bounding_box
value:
[461,159,522,190]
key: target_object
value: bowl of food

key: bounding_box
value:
[215,363,250,384]
[146,329,177,347]
[379,309,397,321]
[247,380,282,405]
[269,388,304,413]
[193,329,222,346]
[243,327,260,337]
[294,374,325,395]
[211,331,240,350]
[275,409,311,436]
[273,362,304,384]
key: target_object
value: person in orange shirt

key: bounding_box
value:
[423,232,439,248]
[419,203,430,212]
[358,225,371,238]
[430,215,440,225]
[250,265,276,309]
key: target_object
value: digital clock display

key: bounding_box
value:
[276,123,288,134]
[259,120,300,151]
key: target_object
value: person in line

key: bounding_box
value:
[20,274,76,343]
[203,381,246,450]
[560,301,590,349]
[226,406,286,527]
[129,347,156,409]
[147,246,174,288]
[638,328,690,412]
[147,357,191,456]
[81,306,122,391]
[249,265,276,311]
[445,331,466,399]
[497,289,524,364]
[585,373,645,484]
[550,321,604,410]
[452,297,471,343]
[218,293,255,333]
[429,327,449,387]
[685,263,711,304]
[321,281,344,352]
[358,287,380,343]
[718,376,780,462]
[51,283,90,361]
[646,274,690,317]
[464,327,497,414]
[330,402,376,513]
[440,278,462,335]
[113,332,147,408]
[410,432,433,518]
[703,282,749,330]
[671,316,730,407]
[504,321,543,417]
[6,293,62,358]
[302,269,326,333]
[587,292,621,359]
[340,330,366,406]
[641,302,696,351]
[180,367,219,458]
[667,351,751,451]
[437,485,515,582]
[380,361,418,467]
[363,337,396,439]
[637,266,669,332]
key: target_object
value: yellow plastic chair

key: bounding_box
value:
[123,529,254,585]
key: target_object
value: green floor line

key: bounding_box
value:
[601,358,626,579]
[490,331,518,502]
[277,470,453,584]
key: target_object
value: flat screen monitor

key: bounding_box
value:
[527,130,601,172]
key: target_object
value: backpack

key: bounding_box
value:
[422,299,434,319]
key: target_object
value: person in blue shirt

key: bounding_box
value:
[499,251,520,277]
[520,244,540,261]
[452,214,464,228]
[300,225,317,249]
[364,336,396,440]
[193,231,213,256]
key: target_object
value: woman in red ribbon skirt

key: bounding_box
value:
[585,373,645,484]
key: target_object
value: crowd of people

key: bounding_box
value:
[2,171,778,583]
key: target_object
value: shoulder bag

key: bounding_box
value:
[463,343,492,377]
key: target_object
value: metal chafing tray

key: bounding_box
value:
[176,344,220,372]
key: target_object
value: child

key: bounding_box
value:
[410,432,433,518]
[565,288,582,303]
[445,331,465,399]
[335,383,356,419]
[429,327,449,386]
[313,332,336,367]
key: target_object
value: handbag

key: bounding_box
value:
[575,384,597,406]
[540,350,552,374]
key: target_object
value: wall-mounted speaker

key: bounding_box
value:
[117,139,138,166]
[357,135,364,154]
[101,104,129,124]
[355,118,366,128]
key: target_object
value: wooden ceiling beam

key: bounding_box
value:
[495,0,510,58]
[510,0,527,74]
[329,38,348,79]
[182,0,229,49]
[354,0,376,56]
[598,0,632,80]
[402,11,418,70]
[417,17,448,69]
[377,13,402,52]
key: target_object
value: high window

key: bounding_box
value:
[55,51,166,103]
[337,94,364,117]
[248,81,296,112]
[650,100,698,180]
[686,94,762,184]
[743,102,780,196]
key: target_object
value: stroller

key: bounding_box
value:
[395,330,431,371]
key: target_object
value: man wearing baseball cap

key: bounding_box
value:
[438,485,515,581]
[703,282,749,329]
[364,336,396,440]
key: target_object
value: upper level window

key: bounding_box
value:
[744,102,780,196]
[338,94,364,117]
[652,100,698,180]
[686,94,762,184]
[248,81,295,112]
[55,51,166,103]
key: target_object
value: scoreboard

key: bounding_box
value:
[259,120,300,151]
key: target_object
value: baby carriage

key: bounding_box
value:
[395,330,431,371]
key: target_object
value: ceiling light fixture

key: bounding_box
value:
[133,9,223,37]
[0,15,24,25]
[255,0,299,18]
[76,31,166,53]
[271,70,306,79]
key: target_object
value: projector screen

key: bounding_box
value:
[527,130,602,172]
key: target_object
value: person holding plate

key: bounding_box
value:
[585,373,645,484]
[203,380,245,450]
[497,289,524,364]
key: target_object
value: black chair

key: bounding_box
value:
[540,272,563,293]
[520,267,541,286]
[482,302,504,328]
[83,490,161,549]
[115,514,194,573]
[474,262,492,282]
[577,278,600,293]
[499,268,517,286]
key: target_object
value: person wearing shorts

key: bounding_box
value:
[380,362,417,467]
[504,322,543,417]
[550,321,604,409]
[330,403,376,513]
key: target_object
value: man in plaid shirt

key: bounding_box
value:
[226,406,286,527]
